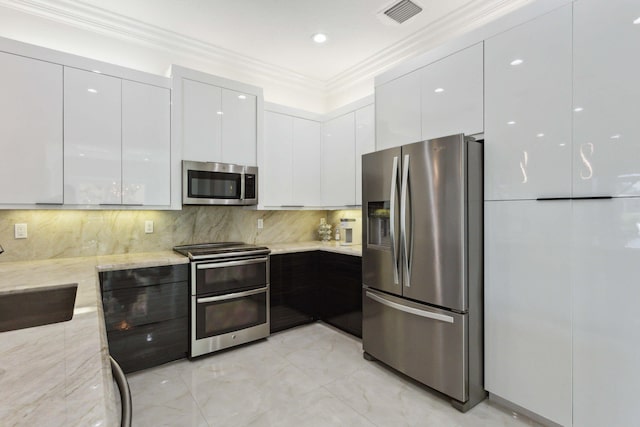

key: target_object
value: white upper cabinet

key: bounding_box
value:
[182,78,222,162]
[292,117,322,206]
[263,111,293,206]
[484,5,572,201]
[421,43,484,141]
[221,88,257,166]
[0,51,63,205]
[376,69,422,150]
[572,198,640,427]
[355,104,375,205]
[573,0,640,197]
[322,113,356,207]
[64,67,122,205]
[484,200,572,426]
[122,81,171,206]
[263,111,322,207]
[174,66,262,167]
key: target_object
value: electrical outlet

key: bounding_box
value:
[14,223,28,239]
[145,220,154,234]
[257,219,264,229]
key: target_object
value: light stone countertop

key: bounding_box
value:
[266,241,362,257]
[0,251,188,427]
[0,244,355,426]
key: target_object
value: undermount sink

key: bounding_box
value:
[0,283,78,333]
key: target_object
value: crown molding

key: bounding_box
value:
[0,0,535,111]
[324,0,534,98]
[0,0,327,93]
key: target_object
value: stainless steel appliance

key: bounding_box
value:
[361,134,484,412]
[182,160,258,206]
[173,242,270,358]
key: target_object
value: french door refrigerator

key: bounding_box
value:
[362,133,485,412]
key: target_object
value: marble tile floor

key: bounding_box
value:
[126,323,541,427]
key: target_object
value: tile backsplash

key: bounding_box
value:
[0,207,326,262]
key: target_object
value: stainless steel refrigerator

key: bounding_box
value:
[362,133,485,412]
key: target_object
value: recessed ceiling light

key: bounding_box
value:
[312,33,327,44]
[510,59,524,66]
[434,88,444,93]
[633,16,640,24]
[87,88,97,93]
[536,133,545,138]
[216,111,224,115]
[574,107,584,112]
[507,121,516,125]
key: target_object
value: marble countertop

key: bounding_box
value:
[0,243,356,426]
[266,241,362,257]
[0,251,188,427]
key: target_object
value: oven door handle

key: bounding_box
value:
[196,257,269,270]
[197,286,268,303]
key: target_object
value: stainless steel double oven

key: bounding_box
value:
[174,243,270,358]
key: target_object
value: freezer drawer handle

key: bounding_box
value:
[197,286,268,304]
[390,155,400,285]
[366,291,454,323]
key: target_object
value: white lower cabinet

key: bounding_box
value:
[572,198,640,427]
[64,67,122,205]
[485,200,572,426]
[0,51,63,205]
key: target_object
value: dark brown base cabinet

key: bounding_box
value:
[100,264,189,373]
[269,251,362,338]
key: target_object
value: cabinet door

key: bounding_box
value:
[375,69,422,150]
[485,200,571,426]
[420,43,483,141]
[322,113,356,206]
[573,0,640,197]
[182,79,222,162]
[572,198,640,427]
[221,88,257,166]
[292,118,322,206]
[263,111,293,206]
[355,104,375,206]
[0,52,63,204]
[122,81,171,206]
[64,67,122,205]
[484,6,572,201]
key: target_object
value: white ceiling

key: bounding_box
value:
[55,0,530,82]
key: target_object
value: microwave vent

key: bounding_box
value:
[382,0,423,24]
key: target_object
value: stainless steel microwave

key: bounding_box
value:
[182,160,258,206]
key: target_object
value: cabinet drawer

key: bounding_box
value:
[103,281,188,331]
[107,317,188,373]
[100,264,188,291]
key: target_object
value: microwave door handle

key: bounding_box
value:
[389,156,399,285]
[240,172,245,200]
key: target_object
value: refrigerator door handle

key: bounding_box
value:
[390,155,400,285]
[365,291,454,323]
[400,154,411,287]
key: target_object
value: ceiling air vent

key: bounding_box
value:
[383,0,423,24]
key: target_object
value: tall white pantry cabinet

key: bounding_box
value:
[484,1,640,426]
